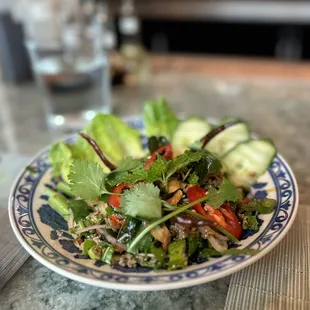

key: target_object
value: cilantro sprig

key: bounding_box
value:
[205,178,242,209]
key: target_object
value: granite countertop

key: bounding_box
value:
[0,55,309,309]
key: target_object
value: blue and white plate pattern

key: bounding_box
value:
[9,117,299,290]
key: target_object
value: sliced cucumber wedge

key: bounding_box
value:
[222,139,276,188]
[205,122,250,157]
[172,118,211,154]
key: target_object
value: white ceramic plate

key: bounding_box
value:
[9,117,299,291]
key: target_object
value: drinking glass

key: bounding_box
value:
[25,0,111,130]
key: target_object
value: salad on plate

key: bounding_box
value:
[46,98,277,271]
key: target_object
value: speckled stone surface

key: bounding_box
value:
[0,59,309,310]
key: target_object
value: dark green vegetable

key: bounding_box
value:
[105,205,114,216]
[242,211,259,231]
[188,234,200,257]
[117,217,140,243]
[88,245,102,260]
[168,239,188,270]
[83,240,96,256]
[68,200,91,222]
[151,247,166,267]
[148,136,169,153]
[101,246,114,264]
[238,198,277,214]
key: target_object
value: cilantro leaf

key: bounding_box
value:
[166,150,210,179]
[205,187,225,209]
[147,156,168,182]
[115,156,144,172]
[68,200,91,222]
[69,159,106,200]
[120,183,162,220]
[219,178,242,202]
[206,178,242,209]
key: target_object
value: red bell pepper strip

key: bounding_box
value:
[108,183,133,208]
[144,144,173,169]
[187,185,242,239]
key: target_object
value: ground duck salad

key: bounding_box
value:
[46,98,277,271]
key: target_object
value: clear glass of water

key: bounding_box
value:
[25,0,111,130]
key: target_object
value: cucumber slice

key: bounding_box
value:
[172,118,211,154]
[222,139,276,187]
[205,122,250,157]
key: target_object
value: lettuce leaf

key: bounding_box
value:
[49,114,145,178]
[143,98,179,140]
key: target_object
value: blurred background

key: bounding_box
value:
[0,0,310,135]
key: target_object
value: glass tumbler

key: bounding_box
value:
[25,0,111,130]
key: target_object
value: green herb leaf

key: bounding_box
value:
[166,150,210,179]
[147,155,169,182]
[205,187,224,209]
[108,156,168,186]
[242,211,259,231]
[120,183,162,220]
[69,159,106,200]
[238,198,277,214]
[107,169,148,186]
[206,178,242,209]
[68,200,91,222]
[115,156,144,172]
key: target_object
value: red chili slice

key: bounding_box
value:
[187,185,242,239]
[108,183,133,208]
[144,144,173,169]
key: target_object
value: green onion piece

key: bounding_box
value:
[56,181,75,197]
[127,196,209,253]
[48,192,69,220]
[83,240,96,256]
[88,245,101,260]
[101,246,114,264]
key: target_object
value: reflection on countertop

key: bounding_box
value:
[0,55,309,310]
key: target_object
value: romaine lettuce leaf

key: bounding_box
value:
[49,114,145,178]
[143,98,179,140]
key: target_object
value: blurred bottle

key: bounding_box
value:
[118,0,149,85]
